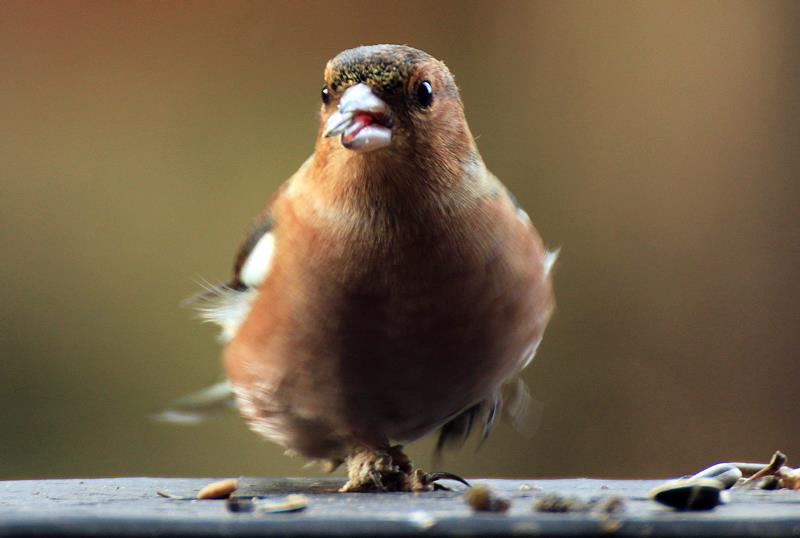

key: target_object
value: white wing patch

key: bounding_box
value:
[240,232,275,288]
[194,231,274,343]
[544,247,560,276]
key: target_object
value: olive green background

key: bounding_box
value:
[1,1,798,480]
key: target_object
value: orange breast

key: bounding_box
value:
[224,193,554,458]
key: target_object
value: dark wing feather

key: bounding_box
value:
[181,208,271,305]
[435,391,503,455]
[435,377,539,455]
[229,207,274,290]
[229,179,291,287]
[183,181,289,306]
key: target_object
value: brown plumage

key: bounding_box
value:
[201,45,556,491]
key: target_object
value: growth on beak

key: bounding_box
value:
[323,83,393,152]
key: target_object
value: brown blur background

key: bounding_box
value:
[1,1,798,481]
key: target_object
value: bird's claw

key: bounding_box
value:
[421,471,471,490]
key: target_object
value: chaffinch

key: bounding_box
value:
[194,45,556,492]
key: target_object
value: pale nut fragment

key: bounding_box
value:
[258,494,310,513]
[197,478,238,499]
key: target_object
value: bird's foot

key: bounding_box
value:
[339,445,470,492]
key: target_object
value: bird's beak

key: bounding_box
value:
[323,83,393,152]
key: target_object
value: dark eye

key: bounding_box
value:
[416,80,433,108]
[321,86,331,105]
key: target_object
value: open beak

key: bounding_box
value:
[323,83,393,152]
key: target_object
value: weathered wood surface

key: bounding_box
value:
[1,477,799,536]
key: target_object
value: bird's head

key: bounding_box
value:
[318,45,474,160]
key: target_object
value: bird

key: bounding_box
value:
[190,44,557,492]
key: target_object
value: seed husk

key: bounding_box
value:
[650,478,723,511]
[691,463,742,489]
[739,451,788,487]
[756,475,781,490]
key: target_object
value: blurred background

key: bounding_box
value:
[1,1,798,481]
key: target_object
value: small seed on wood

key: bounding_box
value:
[197,478,238,499]
[593,495,626,514]
[534,494,591,513]
[465,485,510,513]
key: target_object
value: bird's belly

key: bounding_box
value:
[329,281,537,442]
[225,220,550,457]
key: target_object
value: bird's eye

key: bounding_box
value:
[416,80,433,108]
[321,86,331,105]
